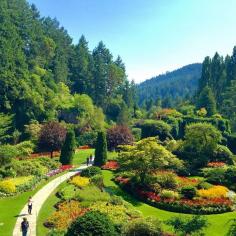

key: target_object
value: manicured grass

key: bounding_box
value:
[73,149,94,166]
[0,172,65,236]
[72,149,117,165]
[102,170,236,236]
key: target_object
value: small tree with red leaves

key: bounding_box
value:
[107,125,134,151]
[38,121,66,158]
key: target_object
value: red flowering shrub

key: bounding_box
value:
[177,177,199,188]
[102,161,120,170]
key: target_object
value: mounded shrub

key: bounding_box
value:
[80,166,102,177]
[66,210,117,236]
[181,186,197,199]
[77,131,97,148]
[107,125,134,151]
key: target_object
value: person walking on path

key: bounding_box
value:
[28,196,33,215]
[89,154,93,163]
[86,157,89,166]
[21,217,29,236]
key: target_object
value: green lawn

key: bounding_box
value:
[102,170,236,236]
[72,149,94,166]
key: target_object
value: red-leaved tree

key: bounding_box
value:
[107,125,134,151]
[38,121,67,158]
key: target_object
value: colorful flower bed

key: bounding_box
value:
[70,176,90,188]
[102,161,120,170]
[115,176,234,214]
[46,165,73,177]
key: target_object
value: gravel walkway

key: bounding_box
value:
[12,164,90,236]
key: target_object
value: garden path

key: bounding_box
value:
[12,164,91,236]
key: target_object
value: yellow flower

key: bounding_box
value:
[70,176,89,188]
[197,185,228,199]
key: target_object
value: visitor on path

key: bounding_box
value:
[89,154,93,163]
[21,217,29,236]
[28,196,33,215]
[86,157,89,166]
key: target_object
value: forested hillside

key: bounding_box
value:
[138,63,202,107]
[0,0,136,141]
[196,47,236,130]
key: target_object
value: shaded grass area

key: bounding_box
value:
[102,170,236,236]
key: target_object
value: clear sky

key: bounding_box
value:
[28,0,236,83]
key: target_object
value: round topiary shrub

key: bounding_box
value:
[66,210,117,236]
[181,186,197,199]
[80,166,102,177]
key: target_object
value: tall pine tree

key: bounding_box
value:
[94,131,107,167]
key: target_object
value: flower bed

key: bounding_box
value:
[46,165,73,177]
[207,162,226,168]
[102,161,120,170]
[115,176,233,214]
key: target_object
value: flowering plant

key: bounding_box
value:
[70,176,90,188]
[102,161,120,170]
[207,162,226,168]
[197,185,229,198]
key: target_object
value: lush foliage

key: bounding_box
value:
[70,176,90,188]
[94,132,107,167]
[107,125,134,151]
[80,166,102,177]
[60,129,76,165]
[66,210,117,236]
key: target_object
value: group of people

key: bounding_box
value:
[20,196,33,236]
[86,154,94,166]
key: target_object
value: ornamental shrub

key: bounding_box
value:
[94,132,107,167]
[77,131,97,148]
[60,129,76,165]
[122,217,162,236]
[212,145,233,164]
[140,120,172,141]
[80,166,101,178]
[70,176,89,188]
[66,210,117,236]
[107,125,134,151]
[160,190,179,199]
[90,174,104,190]
[0,180,16,193]
[197,185,228,199]
[181,186,197,199]
[131,128,142,141]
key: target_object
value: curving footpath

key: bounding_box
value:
[13,164,91,236]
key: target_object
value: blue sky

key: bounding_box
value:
[28,0,236,83]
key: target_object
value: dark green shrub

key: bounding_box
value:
[139,120,172,141]
[181,186,197,199]
[227,133,236,154]
[66,211,117,236]
[212,145,233,164]
[60,129,76,165]
[77,131,97,148]
[80,166,101,177]
[166,215,208,235]
[94,132,107,167]
[202,167,226,184]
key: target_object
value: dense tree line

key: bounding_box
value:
[0,0,136,141]
[197,47,236,130]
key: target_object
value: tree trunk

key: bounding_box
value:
[51,151,53,158]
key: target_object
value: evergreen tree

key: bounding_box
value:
[198,86,216,116]
[60,129,76,165]
[117,102,129,125]
[94,131,107,167]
